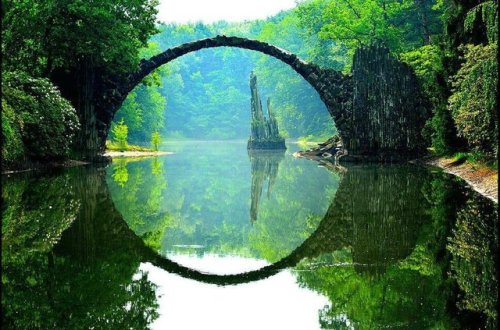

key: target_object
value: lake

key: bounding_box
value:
[2,141,498,329]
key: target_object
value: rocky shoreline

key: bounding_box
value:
[294,144,498,203]
[419,156,498,203]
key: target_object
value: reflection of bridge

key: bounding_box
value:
[55,163,431,285]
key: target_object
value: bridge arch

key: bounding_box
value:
[122,36,343,98]
[79,36,426,161]
[106,36,351,146]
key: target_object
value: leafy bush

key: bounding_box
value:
[1,100,25,165]
[448,44,497,155]
[2,72,80,162]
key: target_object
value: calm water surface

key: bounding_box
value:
[2,141,498,329]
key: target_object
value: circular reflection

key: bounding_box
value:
[106,142,340,276]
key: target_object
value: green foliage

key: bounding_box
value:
[1,72,80,162]
[400,44,457,154]
[2,0,160,158]
[449,151,496,168]
[297,0,443,65]
[105,140,153,152]
[150,19,335,140]
[151,132,161,151]
[111,119,128,151]
[450,152,469,164]
[113,41,167,145]
[464,1,498,44]
[2,0,159,76]
[1,100,25,165]
[448,44,497,155]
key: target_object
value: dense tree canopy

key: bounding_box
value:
[2,0,159,76]
[2,0,160,162]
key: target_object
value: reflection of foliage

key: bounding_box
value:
[1,170,80,256]
[295,168,498,329]
[296,248,455,329]
[448,194,498,327]
[107,143,339,262]
[151,157,163,176]
[3,252,158,329]
[295,226,454,328]
[112,159,130,188]
[2,166,160,329]
[107,157,170,250]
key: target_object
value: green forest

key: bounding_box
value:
[1,0,498,167]
[1,1,499,327]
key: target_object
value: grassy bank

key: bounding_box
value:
[425,153,498,203]
[105,140,154,152]
[448,151,497,171]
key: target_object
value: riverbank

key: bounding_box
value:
[1,151,172,175]
[293,145,498,203]
[104,150,173,158]
[420,156,498,203]
[1,159,90,175]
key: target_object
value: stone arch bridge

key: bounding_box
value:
[87,35,426,161]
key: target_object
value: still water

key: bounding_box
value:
[2,141,498,329]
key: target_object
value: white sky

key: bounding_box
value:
[156,0,298,24]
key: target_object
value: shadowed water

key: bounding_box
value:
[2,142,498,329]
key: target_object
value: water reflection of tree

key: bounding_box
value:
[107,157,172,250]
[4,160,496,328]
[107,146,339,262]
[293,165,452,328]
[1,167,159,329]
[112,158,129,187]
[447,193,498,329]
[248,149,285,222]
[293,165,498,329]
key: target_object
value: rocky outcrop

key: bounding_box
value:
[247,72,286,149]
[343,45,429,161]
